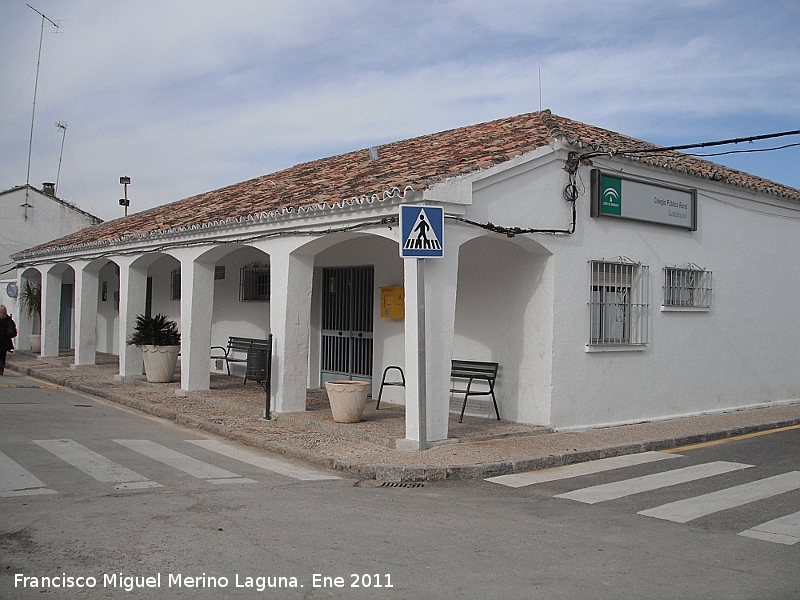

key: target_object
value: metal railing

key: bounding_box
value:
[589,259,649,346]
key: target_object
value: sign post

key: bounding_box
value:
[399,205,444,451]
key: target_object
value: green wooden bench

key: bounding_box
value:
[451,359,500,423]
[211,336,272,384]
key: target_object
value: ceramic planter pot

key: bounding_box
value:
[325,380,370,423]
[140,345,180,383]
[29,334,41,353]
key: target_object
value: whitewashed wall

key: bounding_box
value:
[96,261,119,353]
[2,187,99,335]
[453,236,553,424]
[209,246,271,375]
[447,149,800,430]
[543,159,800,429]
[148,255,181,324]
[0,187,99,270]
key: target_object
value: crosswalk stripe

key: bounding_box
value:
[113,439,244,481]
[639,471,800,523]
[0,450,57,497]
[738,510,800,545]
[556,461,753,504]
[186,440,340,481]
[486,452,682,488]
[33,439,159,487]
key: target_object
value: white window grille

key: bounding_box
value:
[589,258,649,347]
[170,268,181,301]
[239,263,270,302]
[663,265,711,308]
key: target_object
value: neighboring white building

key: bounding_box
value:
[11,111,800,444]
[1,184,101,341]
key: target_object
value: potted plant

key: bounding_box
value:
[325,380,370,423]
[127,313,181,382]
[18,280,41,353]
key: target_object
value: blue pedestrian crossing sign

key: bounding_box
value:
[400,205,444,258]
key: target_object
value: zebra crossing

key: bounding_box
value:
[487,452,800,546]
[0,438,339,498]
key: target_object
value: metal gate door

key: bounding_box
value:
[320,266,374,387]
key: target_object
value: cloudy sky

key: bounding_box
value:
[1,0,798,222]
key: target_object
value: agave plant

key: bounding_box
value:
[127,313,181,347]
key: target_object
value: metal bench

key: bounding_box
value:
[451,359,500,423]
[211,336,272,384]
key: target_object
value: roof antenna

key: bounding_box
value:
[23,4,60,220]
[55,121,67,196]
[538,53,542,112]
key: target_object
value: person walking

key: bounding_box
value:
[0,304,17,375]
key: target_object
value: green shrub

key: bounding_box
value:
[127,314,181,346]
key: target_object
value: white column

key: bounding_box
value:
[402,258,424,445]
[117,257,148,377]
[422,248,460,441]
[40,265,61,357]
[72,261,99,366]
[400,232,462,447]
[176,251,215,392]
[269,243,314,413]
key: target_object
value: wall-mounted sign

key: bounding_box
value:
[591,169,697,231]
[6,282,18,299]
[400,205,444,258]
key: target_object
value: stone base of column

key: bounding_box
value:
[395,437,459,452]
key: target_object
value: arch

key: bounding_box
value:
[35,262,76,356]
[88,259,120,356]
[453,235,553,425]
[16,268,43,349]
[206,243,272,370]
[292,229,398,258]
[309,233,403,392]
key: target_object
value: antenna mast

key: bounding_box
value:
[55,121,67,196]
[23,4,59,220]
[538,53,542,112]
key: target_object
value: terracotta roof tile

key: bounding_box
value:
[16,111,800,260]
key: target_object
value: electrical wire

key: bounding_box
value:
[688,142,800,157]
[580,129,800,160]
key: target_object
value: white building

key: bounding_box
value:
[1,184,102,341]
[11,111,800,445]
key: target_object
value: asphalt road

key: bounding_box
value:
[1,373,798,599]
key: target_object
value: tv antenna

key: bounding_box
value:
[538,53,542,112]
[55,121,67,196]
[23,4,60,220]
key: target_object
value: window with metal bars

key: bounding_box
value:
[239,263,270,302]
[589,259,649,346]
[170,268,181,300]
[663,265,711,309]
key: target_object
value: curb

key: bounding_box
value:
[7,362,800,482]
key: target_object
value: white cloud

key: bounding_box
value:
[1,0,798,222]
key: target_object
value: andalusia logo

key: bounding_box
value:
[600,175,622,216]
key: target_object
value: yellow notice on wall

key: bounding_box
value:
[380,286,405,319]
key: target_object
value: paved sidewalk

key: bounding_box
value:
[4,350,800,482]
